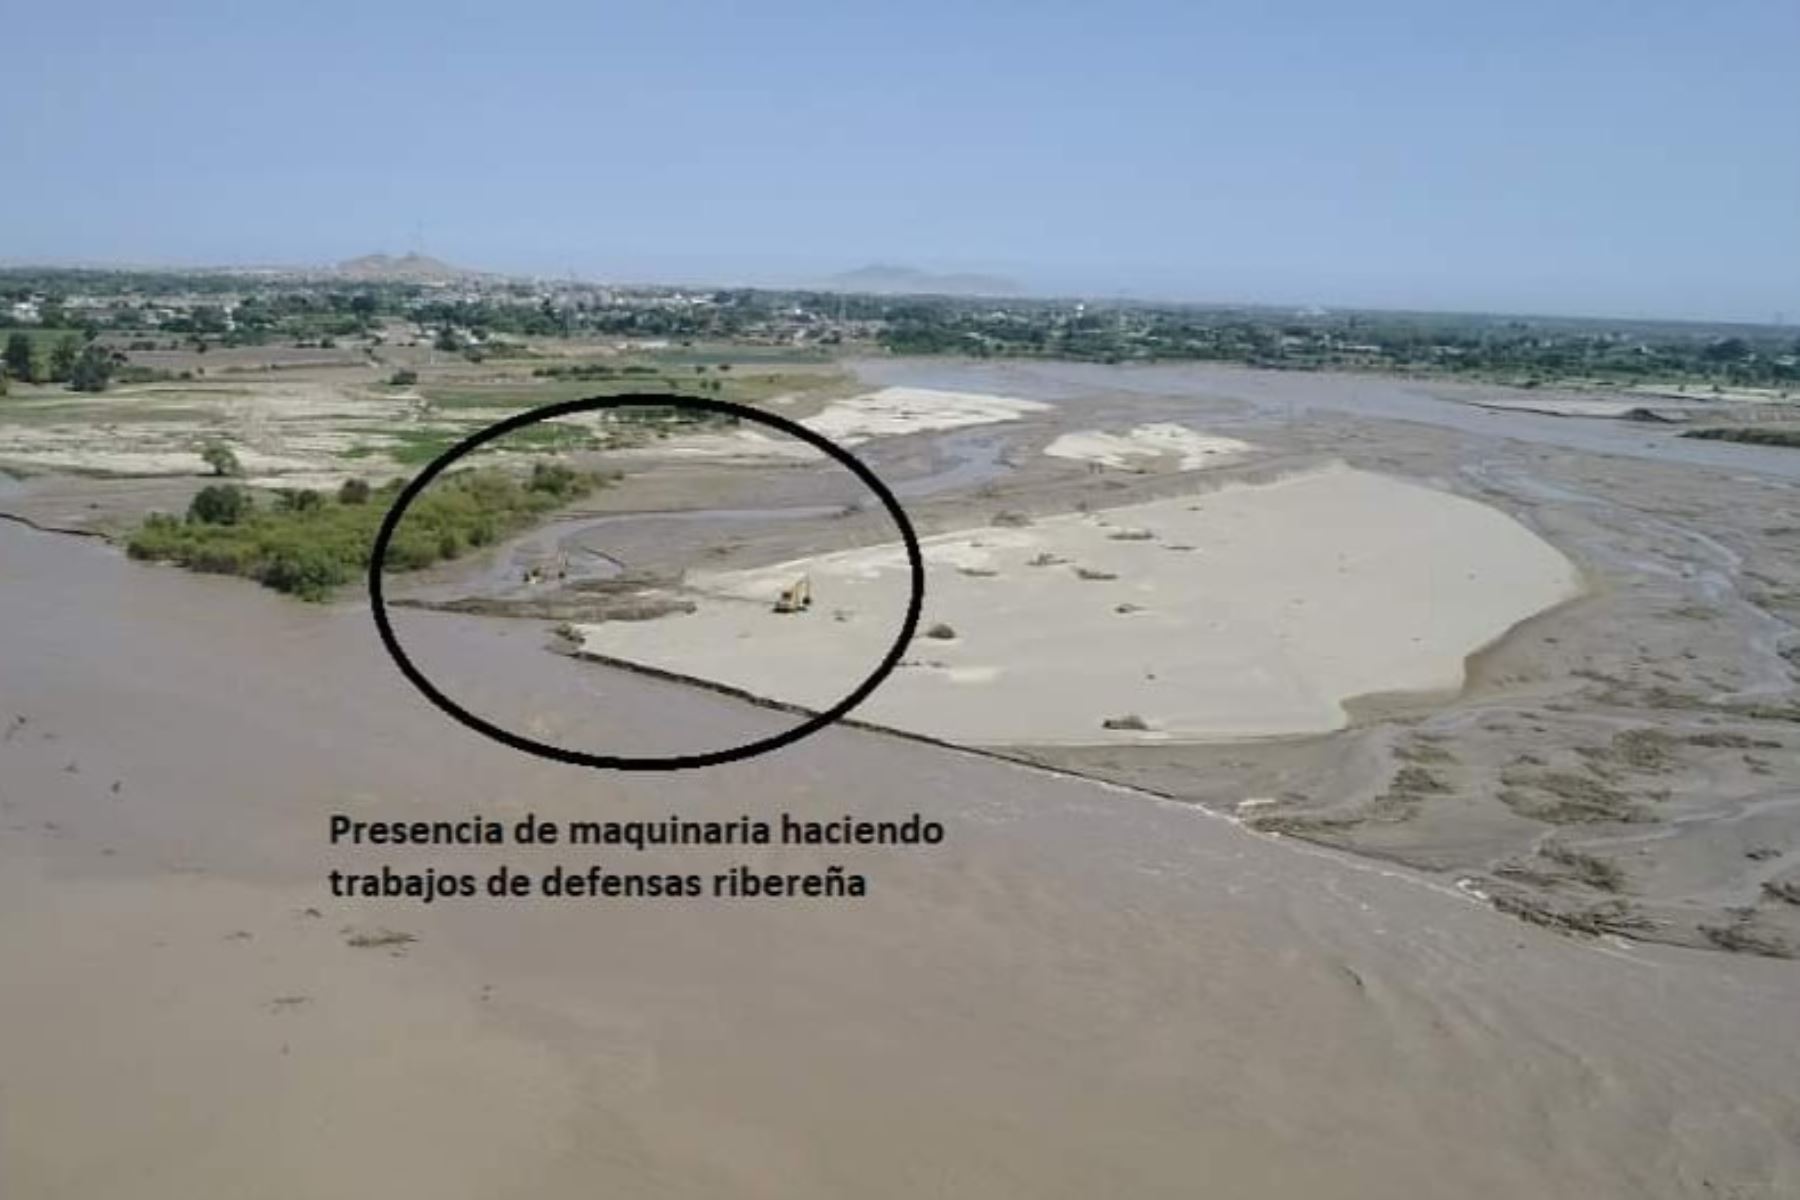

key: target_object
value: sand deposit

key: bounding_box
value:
[572,465,1582,743]
[604,427,823,463]
[802,386,1051,444]
[1043,423,1254,470]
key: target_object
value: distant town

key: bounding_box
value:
[1,254,1795,395]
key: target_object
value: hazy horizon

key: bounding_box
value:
[5,0,1796,323]
[8,249,1796,330]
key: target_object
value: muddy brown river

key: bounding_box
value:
[5,510,1800,1197]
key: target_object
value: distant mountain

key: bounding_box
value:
[333,252,484,282]
[825,263,1020,297]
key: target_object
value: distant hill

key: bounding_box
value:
[825,264,1020,297]
[333,252,483,282]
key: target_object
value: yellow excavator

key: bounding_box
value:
[773,574,813,614]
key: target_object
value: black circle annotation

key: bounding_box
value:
[368,393,926,772]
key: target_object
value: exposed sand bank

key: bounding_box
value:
[801,386,1051,444]
[604,427,823,462]
[572,465,1583,743]
[1043,423,1254,470]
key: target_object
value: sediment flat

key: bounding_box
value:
[573,464,1583,743]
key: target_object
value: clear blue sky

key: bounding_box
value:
[5,0,1796,321]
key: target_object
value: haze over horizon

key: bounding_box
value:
[5,0,1796,323]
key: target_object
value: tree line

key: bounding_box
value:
[3,331,115,392]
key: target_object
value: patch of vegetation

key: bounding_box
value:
[1395,739,1458,766]
[1489,890,1653,938]
[201,442,242,477]
[923,622,958,640]
[67,345,115,392]
[533,362,620,379]
[422,375,706,410]
[1684,427,1800,448]
[1761,880,1800,905]
[388,368,419,386]
[352,421,612,466]
[1685,730,1781,750]
[1699,918,1792,958]
[607,403,737,430]
[1246,811,1359,838]
[1541,841,1627,891]
[1610,727,1678,770]
[1357,764,1452,823]
[1725,702,1800,724]
[1498,769,1650,824]
[1,328,109,384]
[343,426,463,463]
[1074,566,1118,581]
[1577,727,1679,774]
[127,463,600,600]
[990,510,1032,527]
[189,483,252,525]
[1638,685,1708,711]
[1390,765,1450,795]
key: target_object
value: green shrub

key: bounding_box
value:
[189,484,252,525]
[201,443,242,477]
[68,345,114,392]
[528,461,581,497]
[188,540,260,575]
[259,545,352,600]
[273,488,323,514]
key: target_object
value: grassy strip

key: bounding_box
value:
[0,326,86,352]
[421,378,697,409]
[126,464,598,600]
[344,421,612,464]
[1683,427,1800,448]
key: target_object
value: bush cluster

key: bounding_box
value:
[127,465,600,601]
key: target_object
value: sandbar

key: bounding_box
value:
[572,464,1583,743]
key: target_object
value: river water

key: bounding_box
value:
[850,357,1800,481]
